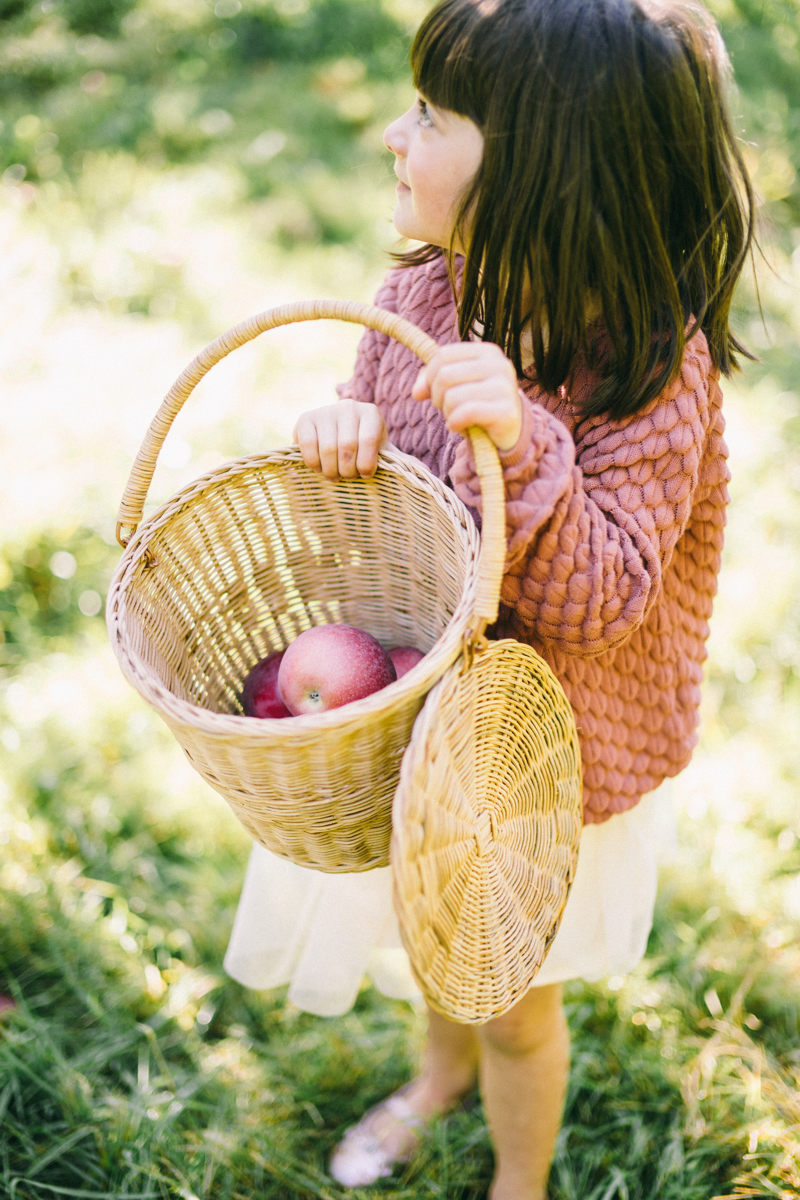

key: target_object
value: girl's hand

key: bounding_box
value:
[412,342,523,452]
[292,400,389,481]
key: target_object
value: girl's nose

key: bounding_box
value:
[383,113,407,157]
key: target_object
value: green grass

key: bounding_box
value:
[2,0,800,1194]
[1,516,800,1196]
[2,752,800,1200]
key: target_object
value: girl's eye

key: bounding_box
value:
[417,99,434,128]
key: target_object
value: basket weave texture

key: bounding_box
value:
[107,301,507,873]
[392,639,583,1023]
[110,447,483,870]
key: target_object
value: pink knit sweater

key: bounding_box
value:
[339,256,729,823]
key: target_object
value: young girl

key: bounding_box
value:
[224,0,754,1194]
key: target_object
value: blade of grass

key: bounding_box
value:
[23,1127,95,1180]
[12,1186,160,1199]
[0,1047,62,1100]
[250,1149,342,1199]
[0,1081,13,1124]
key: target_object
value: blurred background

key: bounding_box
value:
[1,0,799,1196]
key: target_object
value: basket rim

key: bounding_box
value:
[107,443,482,738]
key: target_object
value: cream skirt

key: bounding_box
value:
[224,784,676,1018]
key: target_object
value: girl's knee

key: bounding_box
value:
[477,984,566,1057]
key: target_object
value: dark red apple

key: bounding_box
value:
[388,646,425,678]
[241,649,292,719]
[277,624,397,715]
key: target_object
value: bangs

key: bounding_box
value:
[410,0,501,125]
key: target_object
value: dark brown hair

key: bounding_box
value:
[398,0,755,419]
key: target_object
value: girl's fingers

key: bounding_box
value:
[412,348,482,403]
[334,407,361,480]
[438,380,522,449]
[293,413,322,473]
[413,343,516,407]
[309,406,350,480]
[412,365,430,401]
[410,344,521,449]
[428,361,507,410]
[442,398,496,433]
[355,409,388,478]
[438,380,502,427]
[412,344,485,401]
[293,402,389,481]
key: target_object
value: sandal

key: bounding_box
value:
[328,1083,425,1188]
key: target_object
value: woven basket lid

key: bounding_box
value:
[391,638,583,1024]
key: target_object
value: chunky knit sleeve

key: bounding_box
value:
[335,270,403,404]
[450,335,715,657]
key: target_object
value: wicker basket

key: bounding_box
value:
[392,639,583,1023]
[107,300,507,874]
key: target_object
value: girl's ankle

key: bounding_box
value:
[490,1186,546,1200]
[414,1069,476,1115]
[489,1172,546,1200]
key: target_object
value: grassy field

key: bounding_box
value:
[2,0,800,1195]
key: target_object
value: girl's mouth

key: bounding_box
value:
[396,180,411,194]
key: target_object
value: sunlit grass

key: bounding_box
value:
[2,630,799,1197]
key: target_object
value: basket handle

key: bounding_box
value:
[116,299,507,633]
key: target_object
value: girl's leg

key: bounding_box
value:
[330,985,568,1196]
[476,983,569,1200]
[416,1004,482,1109]
[360,1004,480,1150]
[329,1006,479,1183]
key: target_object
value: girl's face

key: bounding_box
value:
[384,95,484,249]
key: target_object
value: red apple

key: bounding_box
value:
[278,624,397,715]
[241,649,292,719]
[388,646,424,679]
